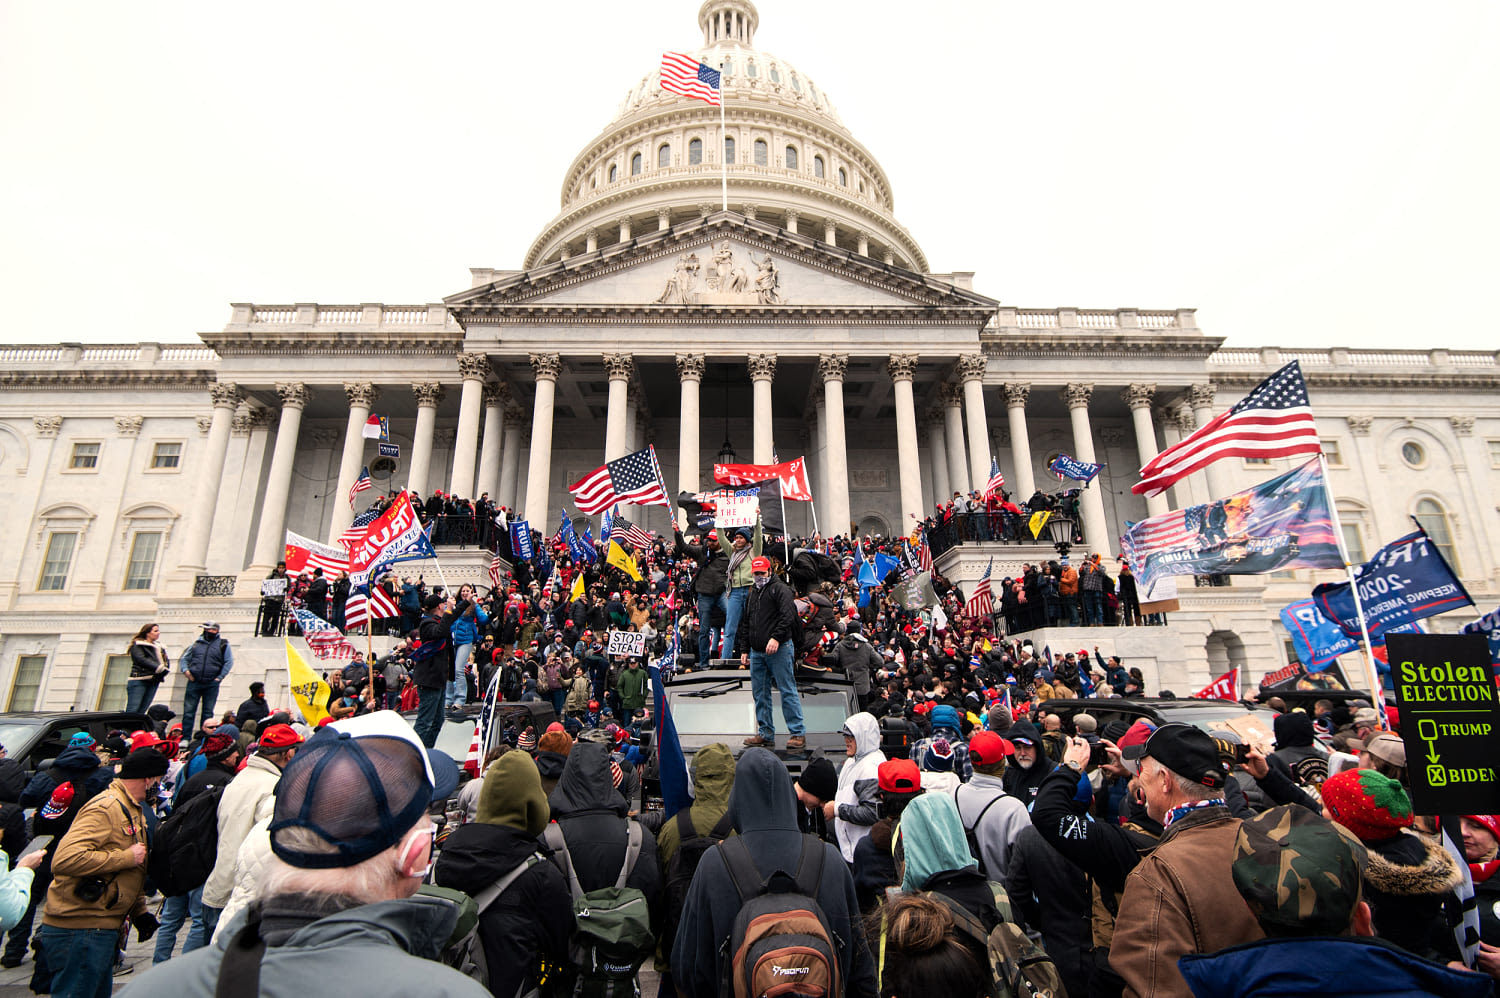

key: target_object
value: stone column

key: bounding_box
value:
[524,354,561,528]
[178,382,242,571]
[329,382,378,541]
[475,383,507,501]
[1004,384,1035,501]
[1124,384,1169,517]
[625,386,642,454]
[676,354,704,514]
[497,405,524,511]
[1063,383,1112,554]
[940,384,969,495]
[748,353,777,465]
[248,383,309,572]
[1160,405,1201,510]
[812,385,828,524]
[823,218,836,244]
[1189,383,1232,499]
[958,354,992,491]
[407,383,445,500]
[657,209,671,232]
[924,408,951,507]
[585,228,599,253]
[887,354,923,531]
[603,354,633,461]
[784,210,799,236]
[449,353,489,499]
[819,354,851,536]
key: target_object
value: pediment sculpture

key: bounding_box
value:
[654,242,786,305]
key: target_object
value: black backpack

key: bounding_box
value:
[662,809,733,956]
[147,784,225,897]
[957,786,1007,879]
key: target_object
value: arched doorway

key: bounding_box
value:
[856,513,891,538]
[1205,629,1246,677]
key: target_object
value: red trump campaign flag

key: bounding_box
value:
[713,457,813,501]
[1192,666,1240,701]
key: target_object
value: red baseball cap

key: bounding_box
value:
[877,758,922,793]
[751,556,771,573]
[969,730,1015,766]
[129,730,163,751]
[258,724,304,750]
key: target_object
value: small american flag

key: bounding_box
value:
[611,513,655,552]
[569,446,670,514]
[1123,504,1206,554]
[344,584,399,631]
[1134,361,1320,497]
[984,457,1006,499]
[965,559,995,617]
[660,52,721,106]
[916,529,934,572]
[347,467,375,508]
[293,608,362,661]
[488,554,504,590]
[338,507,382,551]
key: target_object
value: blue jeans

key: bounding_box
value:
[549,689,567,716]
[153,886,205,963]
[125,679,158,715]
[749,641,804,739]
[414,684,445,748]
[200,904,222,941]
[1062,595,1080,627]
[723,587,750,660]
[696,592,727,664]
[37,925,117,998]
[182,679,221,732]
[447,644,473,707]
[1084,590,1104,626]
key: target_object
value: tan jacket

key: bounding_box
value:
[42,781,148,930]
[1109,805,1264,998]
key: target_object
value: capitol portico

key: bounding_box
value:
[2,1,1498,712]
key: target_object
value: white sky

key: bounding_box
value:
[2,1,1497,350]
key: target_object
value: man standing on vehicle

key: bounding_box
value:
[738,556,807,752]
[179,621,233,733]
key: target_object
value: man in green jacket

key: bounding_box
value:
[655,743,736,996]
[616,657,649,714]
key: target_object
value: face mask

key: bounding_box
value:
[753,575,770,589]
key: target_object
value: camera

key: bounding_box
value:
[1087,737,1109,768]
[74,876,108,903]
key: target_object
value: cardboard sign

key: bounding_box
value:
[607,630,647,658]
[260,578,287,597]
[1388,633,1500,814]
[1211,714,1276,756]
[1138,575,1180,615]
[713,494,759,528]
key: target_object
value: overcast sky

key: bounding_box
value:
[3,1,1496,350]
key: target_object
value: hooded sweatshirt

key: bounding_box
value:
[898,793,976,893]
[834,712,886,861]
[655,743,736,865]
[434,753,572,998]
[1270,712,1327,787]
[1000,720,1056,803]
[670,748,877,998]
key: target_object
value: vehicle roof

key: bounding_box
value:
[0,711,150,722]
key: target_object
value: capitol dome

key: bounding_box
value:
[524,0,928,272]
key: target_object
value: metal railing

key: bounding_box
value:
[925,512,1085,560]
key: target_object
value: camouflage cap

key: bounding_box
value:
[1231,804,1369,936]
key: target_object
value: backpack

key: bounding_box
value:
[922,890,1063,998]
[718,834,841,998]
[542,821,654,997]
[662,809,734,958]
[147,784,225,897]
[956,786,1007,880]
[433,852,546,993]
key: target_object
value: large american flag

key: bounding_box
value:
[345,584,399,631]
[293,608,362,661]
[338,507,382,551]
[983,456,1006,499]
[660,52,721,106]
[347,466,374,508]
[916,529,934,572]
[1133,361,1320,497]
[965,559,995,617]
[569,446,670,514]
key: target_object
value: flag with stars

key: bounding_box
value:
[337,506,382,551]
[983,456,1006,499]
[965,558,995,618]
[659,52,721,106]
[569,446,670,514]
[1133,361,1321,497]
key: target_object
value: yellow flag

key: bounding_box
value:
[286,637,331,727]
[606,540,642,581]
[570,571,585,602]
[1028,510,1052,540]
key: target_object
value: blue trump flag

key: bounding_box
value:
[557,509,596,565]
[508,519,534,562]
[649,632,692,817]
[1312,526,1473,642]
[1279,599,1423,671]
[1462,607,1500,668]
[1050,454,1102,484]
[856,552,900,608]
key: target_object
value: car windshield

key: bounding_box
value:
[670,693,849,736]
[0,721,45,754]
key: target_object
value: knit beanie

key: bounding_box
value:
[204,732,238,763]
[1321,768,1414,842]
[517,727,537,752]
[476,751,551,835]
[536,731,573,757]
[922,738,957,773]
[1273,711,1316,749]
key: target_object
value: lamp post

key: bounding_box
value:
[1046,514,1074,560]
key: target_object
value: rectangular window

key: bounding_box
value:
[124,532,161,591]
[99,655,131,710]
[9,655,45,711]
[1244,456,1272,468]
[69,442,100,469]
[1283,639,1300,667]
[1340,523,1366,564]
[150,442,181,469]
[1488,439,1500,468]
[1321,439,1343,466]
[37,532,77,591]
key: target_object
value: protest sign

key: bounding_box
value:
[713,494,760,528]
[607,630,647,658]
[1138,576,1179,615]
[260,578,287,597]
[1388,633,1500,814]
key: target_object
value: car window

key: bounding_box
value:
[29,722,91,771]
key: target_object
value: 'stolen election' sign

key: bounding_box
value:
[1389,633,1500,814]
[607,630,647,658]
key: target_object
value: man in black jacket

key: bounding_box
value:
[1001,720,1056,804]
[736,557,807,752]
[675,528,728,665]
[412,593,467,748]
[305,568,329,620]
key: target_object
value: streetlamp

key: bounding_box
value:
[1045,514,1074,560]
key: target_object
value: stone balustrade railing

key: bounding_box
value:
[231,303,456,329]
[0,343,219,366]
[992,307,1196,332]
[1207,346,1499,370]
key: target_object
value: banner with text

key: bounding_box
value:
[348,493,433,587]
[1312,529,1473,642]
[712,457,813,500]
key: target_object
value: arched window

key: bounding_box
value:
[720,59,733,78]
[688,138,703,165]
[784,145,798,170]
[631,152,642,175]
[1414,499,1461,573]
[658,144,671,168]
[746,60,758,78]
[791,74,801,92]
[770,65,781,83]
[837,167,847,186]
[813,155,825,179]
[753,139,768,166]
[723,136,735,164]
[608,164,618,183]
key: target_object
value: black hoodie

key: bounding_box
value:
[545,741,663,925]
[1001,721,1057,803]
[671,748,878,998]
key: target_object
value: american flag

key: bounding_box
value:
[338,507,382,551]
[1133,361,1320,497]
[569,446,670,514]
[1121,503,1207,559]
[347,466,374,507]
[984,456,1006,499]
[488,553,504,590]
[344,584,399,631]
[292,608,362,661]
[965,559,995,617]
[660,52,721,106]
[916,529,933,572]
[610,511,655,551]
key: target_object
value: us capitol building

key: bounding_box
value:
[2,1,1496,710]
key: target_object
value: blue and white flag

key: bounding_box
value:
[557,509,595,565]
[1050,454,1102,484]
[856,552,901,608]
[1463,606,1500,667]
[649,631,692,818]
[509,519,534,562]
[1312,526,1473,642]
[602,506,615,547]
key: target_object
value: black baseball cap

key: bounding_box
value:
[1142,722,1226,790]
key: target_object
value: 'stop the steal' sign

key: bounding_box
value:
[607,630,647,658]
[1388,632,1500,814]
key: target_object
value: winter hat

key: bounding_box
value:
[922,738,956,773]
[1321,768,1414,843]
[119,747,170,780]
[517,727,537,752]
[68,732,96,749]
[929,704,961,734]
[1272,711,1316,749]
[476,751,550,835]
[536,731,573,756]
[797,757,838,803]
[203,732,238,763]
[986,704,1013,734]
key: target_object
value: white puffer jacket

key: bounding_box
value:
[203,754,282,908]
[833,712,886,861]
[212,816,272,942]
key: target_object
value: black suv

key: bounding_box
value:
[0,711,152,776]
[1038,697,1278,736]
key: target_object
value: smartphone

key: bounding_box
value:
[19,835,52,859]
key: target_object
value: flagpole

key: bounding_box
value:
[1319,452,1386,724]
[718,81,727,212]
